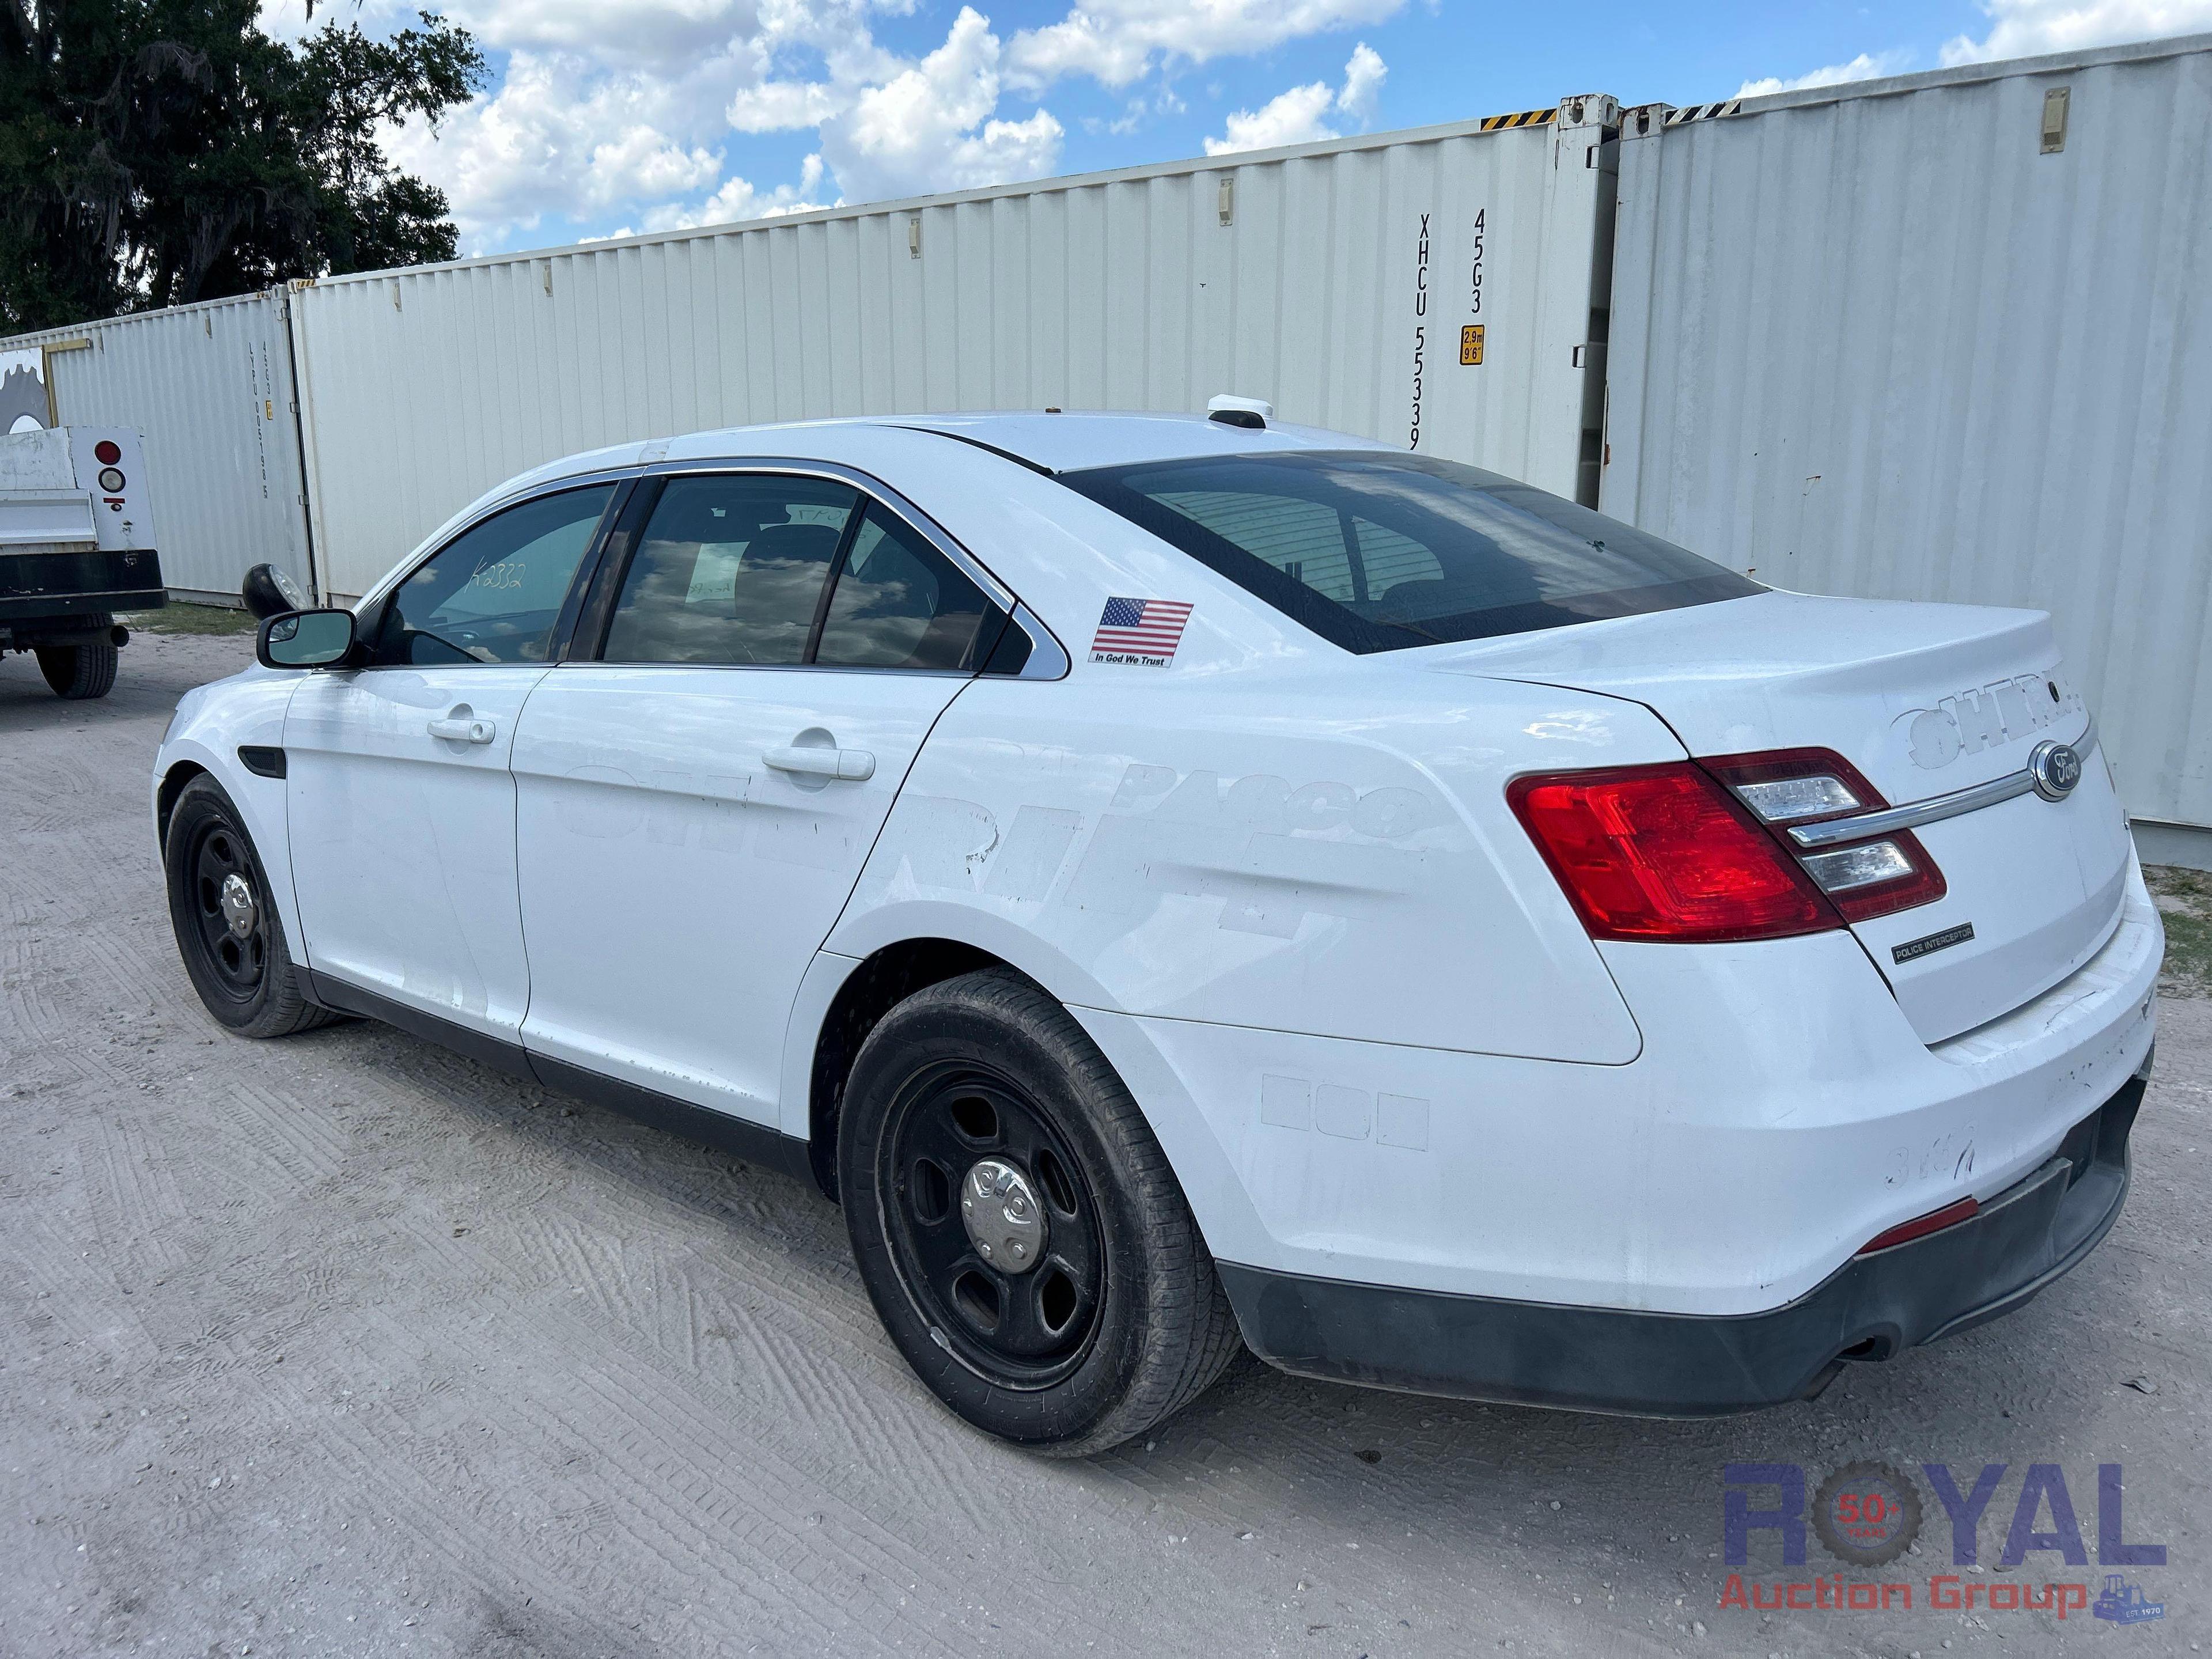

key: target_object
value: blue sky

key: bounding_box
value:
[260,0,2212,258]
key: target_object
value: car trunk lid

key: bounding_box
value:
[1431,591,2130,1043]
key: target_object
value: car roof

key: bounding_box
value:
[503,412,1390,506]
[429,410,1390,595]
[874,411,1385,474]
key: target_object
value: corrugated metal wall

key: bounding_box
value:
[291,105,1616,599]
[5,44,2203,841]
[0,292,316,601]
[1603,36,2212,833]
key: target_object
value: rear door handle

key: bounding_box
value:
[427,713,496,744]
[764,744,874,782]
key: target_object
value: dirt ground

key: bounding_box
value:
[3,628,2206,1657]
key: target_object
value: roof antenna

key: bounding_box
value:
[1207,394,1271,430]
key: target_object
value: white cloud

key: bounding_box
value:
[1736,50,1912,99]
[1206,80,1338,154]
[1939,0,2212,65]
[643,154,831,231]
[728,78,842,132]
[1008,0,1403,92]
[266,0,1406,255]
[375,3,1054,248]
[1203,43,1387,155]
[382,52,737,247]
[740,7,1066,202]
[1338,40,1385,119]
[586,127,722,204]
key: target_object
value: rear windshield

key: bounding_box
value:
[1058,449,1760,653]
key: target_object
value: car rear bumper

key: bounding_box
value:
[1219,1075,2141,1416]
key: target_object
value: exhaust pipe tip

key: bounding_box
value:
[109,624,130,647]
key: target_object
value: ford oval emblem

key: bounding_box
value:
[2029,739,2084,802]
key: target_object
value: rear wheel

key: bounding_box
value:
[839,968,1242,1455]
[164,776,332,1038]
[37,639,118,699]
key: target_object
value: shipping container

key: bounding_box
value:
[287,100,1620,600]
[6,41,2207,865]
[1602,33,2212,862]
[0,291,316,603]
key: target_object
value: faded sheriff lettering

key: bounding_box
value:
[1901,673,2080,770]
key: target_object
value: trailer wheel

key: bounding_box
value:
[36,640,119,700]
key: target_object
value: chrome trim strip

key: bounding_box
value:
[352,454,1074,679]
[1786,718,2096,849]
[352,465,645,612]
[1010,601,1070,680]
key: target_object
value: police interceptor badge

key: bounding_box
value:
[1090,597,1192,666]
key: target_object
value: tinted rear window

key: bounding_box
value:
[1058,450,1760,653]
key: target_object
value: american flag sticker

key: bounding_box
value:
[1089,597,1194,666]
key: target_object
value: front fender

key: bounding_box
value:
[152,672,305,959]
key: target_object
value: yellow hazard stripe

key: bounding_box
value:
[1478,108,1555,131]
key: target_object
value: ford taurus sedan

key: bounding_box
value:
[154,408,2160,1454]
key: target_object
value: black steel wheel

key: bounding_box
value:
[882,1060,1105,1389]
[840,967,1243,1455]
[164,775,334,1038]
[187,815,268,1002]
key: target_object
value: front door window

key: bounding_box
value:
[374,485,614,665]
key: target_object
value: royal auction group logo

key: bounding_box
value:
[1720,1460,2166,1626]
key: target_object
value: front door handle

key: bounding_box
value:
[764,744,874,782]
[427,713,496,744]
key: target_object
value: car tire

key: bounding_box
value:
[37,639,118,699]
[839,967,1244,1456]
[164,775,335,1039]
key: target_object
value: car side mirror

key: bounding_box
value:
[242,562,309,620]
[259,608,358,669]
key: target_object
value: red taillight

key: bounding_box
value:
[1508,763,1843,943]
[1858,1195,1978,1254]
[1701,748,1946,922]
[94,438,122,465]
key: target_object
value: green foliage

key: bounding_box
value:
[120,601,257,635]
[2147,863,2212,998]
[0,1,486,333]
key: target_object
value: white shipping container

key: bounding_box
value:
[289,100,1620,600]
[1601,34,2212,858]
[0,290,316,603]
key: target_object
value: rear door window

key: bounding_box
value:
[1059,450,1760,653]
[814,504,994,671]
[602,475,861,665]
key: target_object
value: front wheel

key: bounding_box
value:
[839,968,1243,1455]
[164,776,334,1038]
[37,639,118,699]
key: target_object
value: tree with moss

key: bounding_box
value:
[1,1,485,333]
